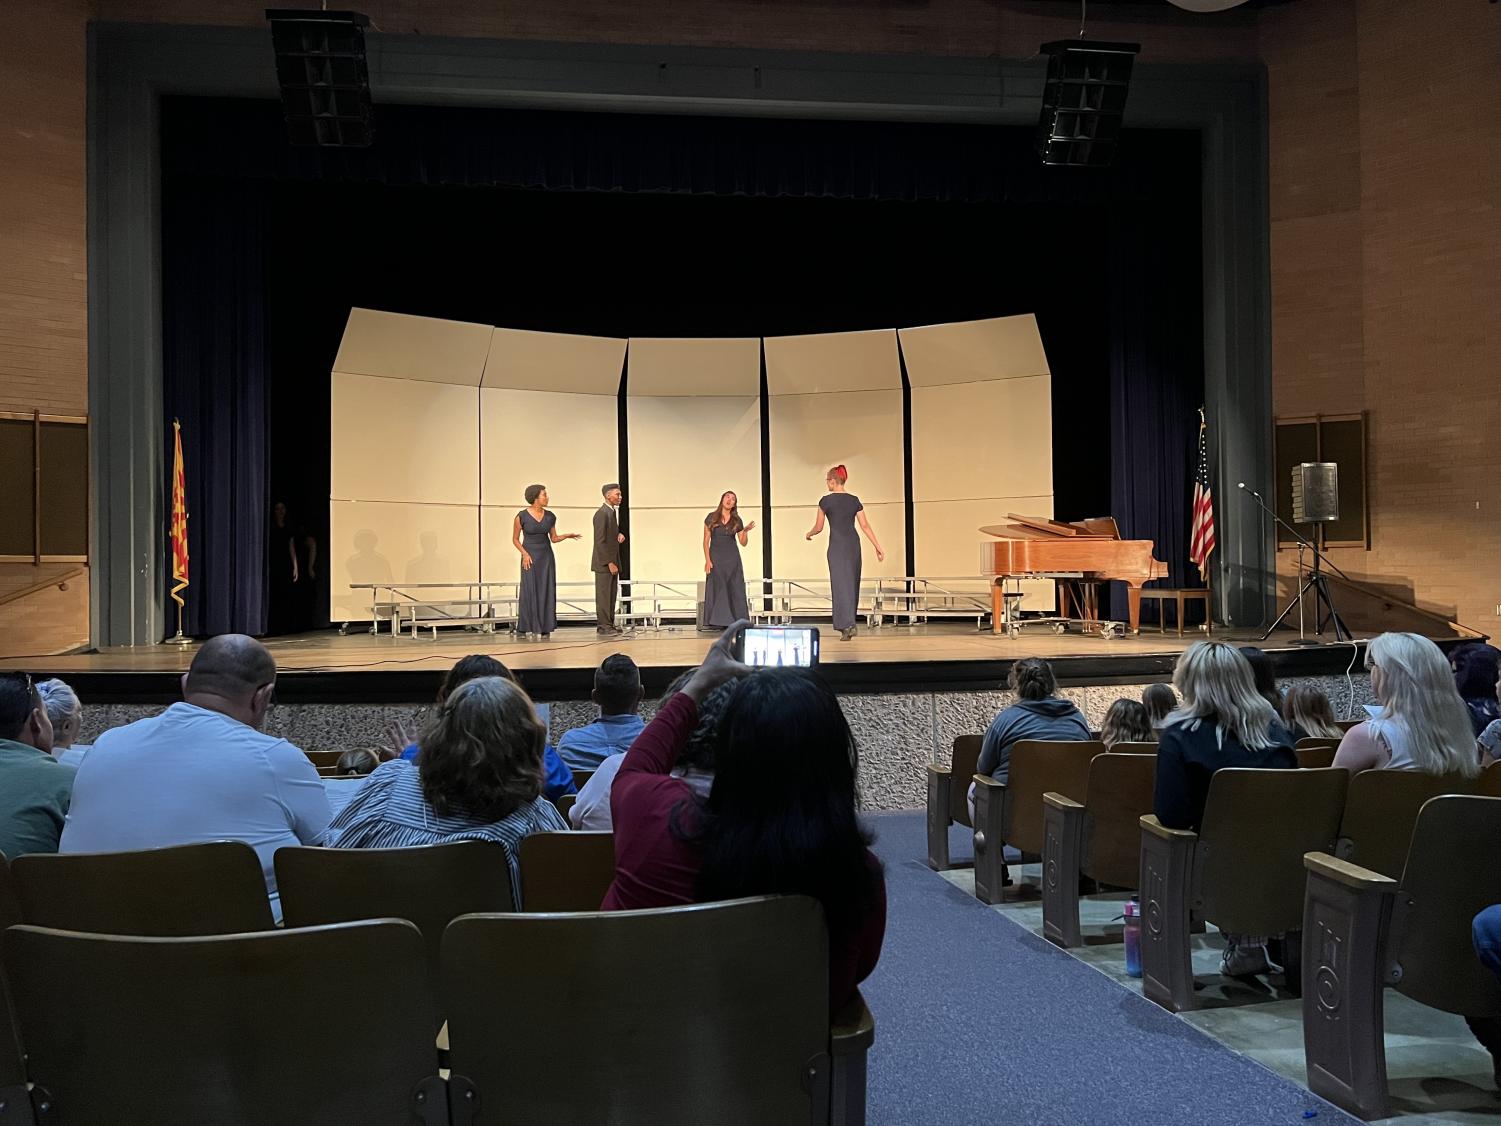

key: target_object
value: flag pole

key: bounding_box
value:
[169,418,192,647]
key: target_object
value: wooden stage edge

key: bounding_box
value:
[0,622,1437,705]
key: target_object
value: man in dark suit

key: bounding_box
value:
[592,483,625,635]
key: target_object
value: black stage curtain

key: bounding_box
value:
[160,96,1203,635]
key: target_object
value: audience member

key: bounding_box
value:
[1471,906,1501,1084]
[327,676,566,907]
[335,747,380,776]
[1154,641,1296,978]
[1281,684,1344,741]
[395,654,575,800]
[1237,646,1283,712]
[0,673,74,859]
[58,635,330,922]
[1478,668,1501,767]
[602,622,886,1010]
[1452,643,1501,737]
[1332,632,1480,777]
[570,671,728,831]
[37,678,89,768]
[1100,698,1154,749]
[558,654,645,770]
[1142,683,1177,729]
[968,658,1089,821]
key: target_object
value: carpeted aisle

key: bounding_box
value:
[859,811,1356,1126]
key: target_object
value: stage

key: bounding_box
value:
[1,621,1408,705]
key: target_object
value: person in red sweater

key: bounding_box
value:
[603,621,886,1011]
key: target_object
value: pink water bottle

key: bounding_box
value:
[1123,897,1142,978]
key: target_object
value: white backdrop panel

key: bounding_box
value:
[767,390,904,507]
[626,337,760,397]
[484,328,625,394]
[898,314,1050,386]
[770,501,906,584]
[329,500,479,622]
[333,309,492,386]
[914,497,1056,610]
[480,505,597,591]
[331,373,479,506]
[628,396,763,507]
[909,377,1053,503]
[629,507,764,585]
[479,387,619,509]
[764,329,900,395]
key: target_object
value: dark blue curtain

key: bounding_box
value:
[1108,197,1206,624]
[162,177,270,637]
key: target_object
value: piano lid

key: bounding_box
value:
[978,514,1122,540]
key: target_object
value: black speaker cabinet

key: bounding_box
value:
[266,9,373,147]
[1036,40,1140,167]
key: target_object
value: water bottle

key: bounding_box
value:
[1123,896,1142,978]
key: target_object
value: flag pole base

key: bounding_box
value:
[168,631,193,648]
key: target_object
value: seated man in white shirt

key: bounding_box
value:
[60,634,330,922]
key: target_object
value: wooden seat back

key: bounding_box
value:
[518,831,616,912]
[1004,741,1103,854]
[0,855,31,1126]
[949,735,983,828]
[1107,741,1157,754]
[1295,737,1342,750]
[304,749,343,768]
[10,841,275,935]
[570,768,596,793]
[441,897,830,1126]
[1295,745,1338,770]
[1392,796,1501,1015]
[1196,767,1347,935]
[3,920,444,1126]
[1081,753,1157,888]
[1336,769,1480,880]
[275,841,515,1031]
[1478,760,1501,796]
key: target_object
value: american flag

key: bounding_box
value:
[170,419,189,609]
[1189,409,1216,580]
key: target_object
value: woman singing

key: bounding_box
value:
[806,465,884,641]
[702,491,755,629]
[513,484,581,640]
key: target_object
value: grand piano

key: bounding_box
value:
[980,514,1169,635]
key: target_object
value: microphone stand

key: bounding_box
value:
[1237,485,1352,645]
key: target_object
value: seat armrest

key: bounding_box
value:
[831,991,876,1055]
[1303,851,1397,891]
[1139,814,1197,843]
[926,763,951,778]
[972,773,1003,792]
[1043,791,1083,813]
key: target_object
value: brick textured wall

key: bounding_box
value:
[0,0,91,416]
[1261,0,1501,634]
[0,568,91,656]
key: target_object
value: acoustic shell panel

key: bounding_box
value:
[479,388,620,512]
[333,308,492,386]
[483,328,626,395]
[329,500,479,623]
[330,372,480,506]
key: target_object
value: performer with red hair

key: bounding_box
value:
[806,465,884,641]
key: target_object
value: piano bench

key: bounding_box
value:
[1139,588,1211,637]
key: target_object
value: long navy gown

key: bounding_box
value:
[820,492,863,632]
[517,509,557,635]
[704,519,749,627]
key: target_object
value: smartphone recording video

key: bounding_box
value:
[735,626,820,668]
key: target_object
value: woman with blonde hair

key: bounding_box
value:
[1282,684,1344,742]
[1333,632,1481,777]
[327,675,567,906]
[1155,641,1297,978]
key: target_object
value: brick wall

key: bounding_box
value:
[1261,0,1501,634]
[0,567,91,656]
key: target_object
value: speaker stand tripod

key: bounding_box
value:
[1262,541,1351,645]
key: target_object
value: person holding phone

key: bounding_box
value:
[702,490,755,629]
[805,464,884,642]
[513,484,582,640]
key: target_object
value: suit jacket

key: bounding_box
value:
[592,504,621,572]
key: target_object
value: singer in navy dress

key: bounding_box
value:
[806,465,885,641]
[702,491,755,628]
[512,485,581,638]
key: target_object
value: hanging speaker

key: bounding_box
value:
[1036,40,1141,167]
[1291,462,1340,523]
[266,9,374,148]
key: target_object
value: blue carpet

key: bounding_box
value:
[859,811,1357,1126]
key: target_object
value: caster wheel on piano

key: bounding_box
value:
[1052,623,1067,635]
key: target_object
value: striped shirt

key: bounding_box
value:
[325,760,567,908]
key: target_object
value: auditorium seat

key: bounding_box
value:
[440,896,872,1126]
[553,792,578,820]
[10,841,275,935]
[3,919,445,1126]
[275,841,515,1032]
[925,734,982,870]
[570,768,596,792]
[517,830,615,912]
[304,749,344,768]
[1041,751,1157,948]
[1334,768,1482,880]
[1302,795,1501,1119]
[0,855,34,1126]
[1138,767,1348,1012]
[971,740,1102,904]
[1106,740,1158,754]
[1294,745,1338,770]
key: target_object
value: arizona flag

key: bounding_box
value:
[170,419,189,608]
[1189,408,1216,580]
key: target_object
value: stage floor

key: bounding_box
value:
[0,621,1392,703]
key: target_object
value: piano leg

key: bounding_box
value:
[1126,583,1144,634]
[991,581,1004,635]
